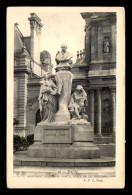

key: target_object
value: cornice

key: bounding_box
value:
[14,66,32,75]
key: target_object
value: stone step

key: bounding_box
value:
[72,142,95,147]
[14,151,115,167]
[27,144,100,159]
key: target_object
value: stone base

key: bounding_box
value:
[27,142,100,159]
[73,124,93,142]
[14,151,115,167]
[55,112,70,122]
[108,136,116,143]
[27,123,100,159]
[94,136,110,144]
[97,144,115,157]
[94,136,116,144]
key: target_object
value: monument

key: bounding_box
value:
[27,44,100,159]
[55,44,73,122]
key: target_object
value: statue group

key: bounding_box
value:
[38,44,88,123]
[28,44,100,161]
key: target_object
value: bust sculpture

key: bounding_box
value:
[38,72,58,122]
[68,85,88,121]
[54,44,73,122]
[55,44,73,71]
[55,44,73,95]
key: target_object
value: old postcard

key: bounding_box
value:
[7,7,125,188]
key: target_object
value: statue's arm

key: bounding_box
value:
[50,87,57,95]
[55,58,60,64]
[69,59,73,65]
[55,51,60,64]
[50,79,58,88]
[69,94,75,107]
[80,91,87,104]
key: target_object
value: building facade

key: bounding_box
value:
[14,12,116,144]
[14,13,53,136]
[72,12,116,143]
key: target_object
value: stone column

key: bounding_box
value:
[90,89,95,127]
[18,73,28,136]
[111,88,116,136]
[96,88,102,136]
[55,70,73,122]
[28,13,43,65]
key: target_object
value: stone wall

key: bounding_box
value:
[14,75,19,119]
[27,82,41,134]
[91,19,116,63]
[14,72,29,136]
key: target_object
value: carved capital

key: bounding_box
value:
[96,88,102,92]
[89,89,95,96]
[96,88,103,98]
[30,20,36,29]
[30,20,42,35]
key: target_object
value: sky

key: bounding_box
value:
[12,7,87,73]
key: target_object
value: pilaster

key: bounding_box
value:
[110,87,116,136]
[28,13,43,65]
[96,88,102,136]
[89,89,95,128]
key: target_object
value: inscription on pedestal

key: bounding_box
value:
[43,128,73,143]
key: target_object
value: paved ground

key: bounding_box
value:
[14,165,115,178]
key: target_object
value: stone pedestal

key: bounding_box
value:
[55,69,73,122]
[27,122,100,159]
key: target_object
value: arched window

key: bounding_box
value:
[103,36,110,53]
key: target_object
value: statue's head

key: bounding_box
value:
[61,44,67,53]
[76,85,83,92]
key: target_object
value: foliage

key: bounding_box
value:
[13,134,34,153]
